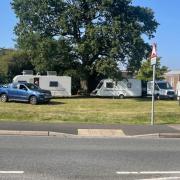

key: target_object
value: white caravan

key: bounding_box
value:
[147,80,175,99]
[13,71,71,97]
[91,79,142,98]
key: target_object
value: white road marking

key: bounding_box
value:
[116,171,180,175]
[138,177,180,180]
[0,171,24,174]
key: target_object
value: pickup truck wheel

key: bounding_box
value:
[29,96,38,105]
[1,94,8,102]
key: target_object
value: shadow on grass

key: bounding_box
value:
[4,101,65,106]
[43,101,65,105]
[134,97,177,102]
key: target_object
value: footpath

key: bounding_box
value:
[0,122,180,138]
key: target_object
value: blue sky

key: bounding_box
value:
[0,0,180,70]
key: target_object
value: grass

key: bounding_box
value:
[0,97,180,124]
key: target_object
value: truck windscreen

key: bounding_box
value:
[157,82,172,90]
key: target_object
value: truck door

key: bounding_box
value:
[18,84,29,101]
[8,84,19,99]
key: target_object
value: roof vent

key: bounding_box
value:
[47,71,57,76]
[22,70,33,75]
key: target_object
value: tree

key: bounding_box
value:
[0,49,33,83]
[137,58,168,81]
[12,0,158,91]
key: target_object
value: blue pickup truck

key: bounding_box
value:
[0,82,52,105]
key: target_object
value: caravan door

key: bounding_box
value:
[34,78,40,86]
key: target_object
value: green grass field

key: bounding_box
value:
[0,98,180,124]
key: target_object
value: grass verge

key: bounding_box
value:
[0,98,180,124]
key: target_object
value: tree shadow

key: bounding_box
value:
[40,101,66,105]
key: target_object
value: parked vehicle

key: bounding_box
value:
[13,70,71,97]
[176,81,180,100]
[147,80,176,100]
[0,82,52,105]
[91,79,142,98]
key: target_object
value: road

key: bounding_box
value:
[0,136,180,180]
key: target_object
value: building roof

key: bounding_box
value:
[165,70,180,75]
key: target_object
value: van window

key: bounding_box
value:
[157,82,172,90]
[106,82,114,88]
[49,81,58,87]
[155,85,159,91]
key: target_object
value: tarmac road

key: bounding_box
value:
[0,122,179,136]
[0,136,180,180]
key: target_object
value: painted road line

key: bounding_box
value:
[116,171,180,175]
[0,171,24,174]
[138,177,180,180]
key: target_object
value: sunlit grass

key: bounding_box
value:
[0,98,180,124]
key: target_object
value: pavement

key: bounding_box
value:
[0,122,180,138]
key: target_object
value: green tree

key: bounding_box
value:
[12,0,158,91]
[0,49,33,83]
[137,58,168,81]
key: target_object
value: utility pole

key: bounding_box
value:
[150,43,157,126]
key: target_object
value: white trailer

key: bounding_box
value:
[13,71,71,97]
[91,79,142,98]
[147,80,175,99]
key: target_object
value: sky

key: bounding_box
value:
[0,0,180,70]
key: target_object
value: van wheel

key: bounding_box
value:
[29,96,38,105]
[156,94,161,100]
[1,94,8,102]
[119,94,124,99]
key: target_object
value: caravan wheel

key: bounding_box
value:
[119,94,124,99]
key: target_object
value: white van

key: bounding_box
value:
[147,81,176,100]
[91,79,142,98]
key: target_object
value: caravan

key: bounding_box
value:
[91,79,142,98]
[13,70,71,97]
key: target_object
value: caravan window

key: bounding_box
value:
[106,82,114,88]
[49,81,58,87]
[96,81,103,89]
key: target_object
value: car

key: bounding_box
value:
[0,82,52,105]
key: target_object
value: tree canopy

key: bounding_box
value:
[137,58,168,81]
[0,49,33,83]
[12,0,158,90]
